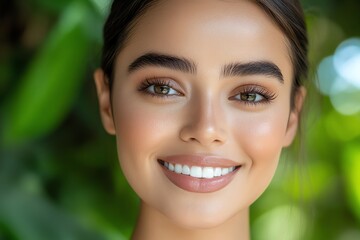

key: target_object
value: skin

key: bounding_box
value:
[94,0,305,239]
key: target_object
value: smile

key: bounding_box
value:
[158,155,241,193]
[159,160,237,179]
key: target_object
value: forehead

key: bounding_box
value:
[119,0,292,81]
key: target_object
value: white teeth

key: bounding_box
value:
[190,166,202,178]
[202,167,214,179]
[175,164,182,173]
[214,167,222,177]
[162,161,237,179]
[169,163,175,171]
[221,168,229,175]
[182,165,190,175]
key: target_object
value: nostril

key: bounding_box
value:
[179,124,227,146]
[187,137,202,144]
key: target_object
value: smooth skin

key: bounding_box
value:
[94,0,305,239]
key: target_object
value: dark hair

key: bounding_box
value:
[101,0,308,107]
[101,0,160,85]
[254,0,308,108]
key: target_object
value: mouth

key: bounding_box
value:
[158,160,240,179]
[158,155,241,193]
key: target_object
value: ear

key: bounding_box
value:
[283,86,306,147]
[94,69,116,135]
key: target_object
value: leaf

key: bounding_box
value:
[342,144,360,223]
[3,2,93,145]
[252,205,308,240]
[0,184,105,240]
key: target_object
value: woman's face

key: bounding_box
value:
[96,0,302,229]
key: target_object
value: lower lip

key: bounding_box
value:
[160,164,239,193]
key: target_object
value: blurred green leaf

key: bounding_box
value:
[342,144,360,223]
[3,2,93,145]
[283,160,335,201]
[89,0,111,18]
[0,184,105,240]
[28,0,75,13]
[307,15,344,65]
[325,111,360,142]
[252,205,308,240]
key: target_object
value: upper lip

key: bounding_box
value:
[159,154,241,168]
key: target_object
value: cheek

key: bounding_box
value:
[239,113,288,158]
[232,108,289,197]
[115,105,164,155]
[111,96,179,193]
[113,101,165,167]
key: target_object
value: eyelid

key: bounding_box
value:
[229,84,277,104]
[138,77,185,97]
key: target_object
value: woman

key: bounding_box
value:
[94,0,308,239]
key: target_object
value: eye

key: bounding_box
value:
[235,92,265,102]
[147,85,179,95]
[229,85,276,105]
[138,78,183,97]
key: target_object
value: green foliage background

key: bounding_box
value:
[0,0,359,239]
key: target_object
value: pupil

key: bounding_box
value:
[241,93,256,101]
[155,85,170,94]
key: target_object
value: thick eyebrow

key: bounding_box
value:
[221,61,284,83]
[128,52,197,74]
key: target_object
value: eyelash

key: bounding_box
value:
[138,78,182,98]
[230,85,277,105]
[138,78,277,105]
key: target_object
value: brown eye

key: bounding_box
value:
[154,85,171,95]
[229,84,277,105]
[237,92,264,102]
[144,84,179,96]
[138,78,185,98]
[138,78,184,98]
[240,93,259,102]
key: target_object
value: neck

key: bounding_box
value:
[131,201,250,240]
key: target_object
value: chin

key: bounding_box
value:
[159,201,240,230]
[170,214,228,230]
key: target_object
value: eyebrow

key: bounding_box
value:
[128,52,197,74]
[128,52,284,83]
[221,61,284,83]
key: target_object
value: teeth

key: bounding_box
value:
[175,164,182,173]
[202,167,214,179]
[221,168,229,175]
[214,167,222,177]
[182,165,190,175]
[190,166,202,178]
[169,163,175,171]
[162,161,237,179]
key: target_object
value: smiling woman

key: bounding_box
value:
[93,0,308,239]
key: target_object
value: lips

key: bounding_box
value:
[158,155,241,193]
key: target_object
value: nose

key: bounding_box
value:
[179,95,227,147]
